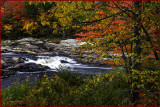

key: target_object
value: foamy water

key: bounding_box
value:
[24,56,112,71]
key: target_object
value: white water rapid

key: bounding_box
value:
[24,56,112,72]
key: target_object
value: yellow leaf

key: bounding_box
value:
[105,74,109,78]
[97,77,100,82]
[128,53,134,57]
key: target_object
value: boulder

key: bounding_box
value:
[25,44,39,49]
[10,63,50,72]
[60,39,77,44]
[1,59,5,65]
[60,39,78,47]
[12,57,19,62]
[60,60,69,63]
[12,57,25,63]
[1,40,12,46]
[60,39,87,48]
[34,41,44,45]
[19,42,30,45]
[44,42,57,50]
[39,52,58,56]
[1,57,25,69]
[17,37,39,42]
[3,57,25,64]
[1,46,10,52]
[24,50,37,55]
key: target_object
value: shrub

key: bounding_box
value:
[57,66,85,86]
[1,68,131,106]
[131,69,159,106]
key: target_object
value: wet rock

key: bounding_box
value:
[1,57,25,69]
[24,50,37,55]
[25,44,39,49]
[60,39,86,48]
[60,39,77,46]
[17,37,39,42]
[12,57,19,62]
[34,41,44,45]
[1,59,5,65]
[44,42,57,50]
[39,52,58,56]
[10,49,24,53]
[60,60,69,63]
[46,42,57,47]
[12,57,25,63]
[12,47,23,50]
[19,42,30,45]
[1,40,12,46]
[10,63,50,72]
[1,46,10,52]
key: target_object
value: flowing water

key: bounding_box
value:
[1,53,112,89]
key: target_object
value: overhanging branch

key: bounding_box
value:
[80,9,127,24]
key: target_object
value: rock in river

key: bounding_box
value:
[60,60,69,63]
[9,63,50,72]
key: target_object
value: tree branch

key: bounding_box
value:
[112,1,159,61]
[80,9,127,24]
[141,25,159,60]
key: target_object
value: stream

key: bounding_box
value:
[1,53,112,89]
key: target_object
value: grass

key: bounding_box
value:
[1,67,131,106]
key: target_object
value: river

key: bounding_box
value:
[1,53,113,89]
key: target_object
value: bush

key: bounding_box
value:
[1,68,131,106]
[57,66,85,86]
[131,69,159,106]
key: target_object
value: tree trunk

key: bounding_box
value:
[133,1,142,70]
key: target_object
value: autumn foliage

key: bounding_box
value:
[1,1,159,106]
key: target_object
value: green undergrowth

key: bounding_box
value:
[1,67,131,106]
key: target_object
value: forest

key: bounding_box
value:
[1,1,159,106]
